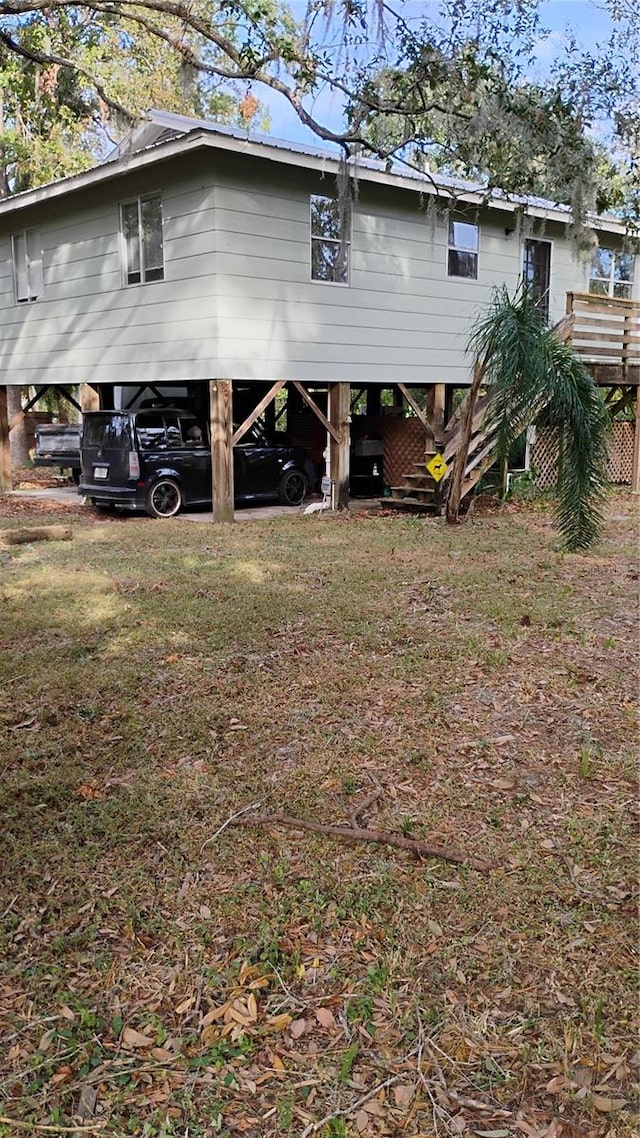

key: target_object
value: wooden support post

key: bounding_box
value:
[329,382,350,509]
[621,311,630,384]
[209,380,234,523]
[80,384,100,413]
[632,385,640,494]
[432,383,446,446]
[426,383,446,449]
[444,385,454,429]
[0,385,10,492]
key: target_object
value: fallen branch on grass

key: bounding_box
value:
[232,813,495,871]
[348,782,384,827]
[0,525,73,546]
[0,1117,106,1133]
[200,799,264,853]
[300,1048,420,1138]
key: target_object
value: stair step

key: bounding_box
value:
[391,484,436,499]
[411,461,449,473]
[403,472,435,484]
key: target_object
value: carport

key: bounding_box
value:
[0,379,451,519]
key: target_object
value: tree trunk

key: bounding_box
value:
[445,355,489,525]
[0,525,73,546]
[7,386,29,469]
[0,90,10,198]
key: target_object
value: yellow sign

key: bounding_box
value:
[426,452,449,482]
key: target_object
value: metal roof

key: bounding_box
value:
[110,108,573,215]
[0,106,623,233]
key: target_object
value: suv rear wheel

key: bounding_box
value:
[146,478,183,518]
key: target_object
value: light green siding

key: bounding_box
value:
[0,167,217,386]
[0,149,601,388]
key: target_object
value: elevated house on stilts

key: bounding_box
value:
[0,109,638,514]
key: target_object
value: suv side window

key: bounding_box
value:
[179,417,206,446]
[136,413,167,449]
[165,415,183,447]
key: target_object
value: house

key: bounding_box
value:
[0,108,638,514]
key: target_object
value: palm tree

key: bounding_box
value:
[446,286,610,552]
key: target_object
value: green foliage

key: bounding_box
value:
[357,52,600,213]
[0,0,637,226]
[349,0,639,224]
[507,468,538,500]
[0,9,269,192]
[471,286,611,551]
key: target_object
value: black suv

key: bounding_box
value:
[80,409,308,517]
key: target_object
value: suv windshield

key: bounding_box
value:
[83,413,131,448]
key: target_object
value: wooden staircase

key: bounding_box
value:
[385,392,495,514]
[383,309,581,516]
[385,464,441,512]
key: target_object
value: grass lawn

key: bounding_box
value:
[1,494,638,1138]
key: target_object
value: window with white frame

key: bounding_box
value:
[310,194,350,284]
[120,194,164,285]
[447,218,479,279]
[589,247,634,299]
[12,229,44,303]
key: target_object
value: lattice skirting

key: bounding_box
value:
[608,422,635,483]
[375,417,427,487]
[532,422,636,488]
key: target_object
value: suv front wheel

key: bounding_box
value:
[146,478,183,518]
[278,468,307,506]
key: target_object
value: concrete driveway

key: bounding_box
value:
[9,485,378,520]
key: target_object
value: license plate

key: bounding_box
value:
[94,466,109,480]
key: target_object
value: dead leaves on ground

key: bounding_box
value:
[1,493,638,1136]
[4,934,636,1137]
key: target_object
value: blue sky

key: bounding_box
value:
[253,0,623,144]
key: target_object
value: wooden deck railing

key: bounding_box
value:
[566,292,640,379]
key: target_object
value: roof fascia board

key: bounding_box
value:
[0,126,626,236]
[195,131,626,235]
[0,132,204,219]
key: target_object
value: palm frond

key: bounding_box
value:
[545,341,610,551]
[468,285,610,551]
[470,284,552,461]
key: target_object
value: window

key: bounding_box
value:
[447,219,479,279]
[135,413,168,449]
[589,247,634,299]
[178,417,205,446]
[121,194,164,285]
[165,416,183,448]
[522,239,551,319]
[83,413,131,449]
[12,229,44,302]
[311,194,350,284]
